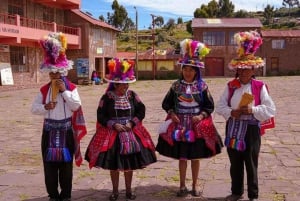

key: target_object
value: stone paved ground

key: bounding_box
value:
[0,76,299,201]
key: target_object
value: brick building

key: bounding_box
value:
[192,18,263,77]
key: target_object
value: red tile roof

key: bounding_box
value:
[192,18,262,28]
[261,30,300,37]
[71,9,120,31]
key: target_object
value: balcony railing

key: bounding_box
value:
[0,13,17,25]
[0,13,79,36]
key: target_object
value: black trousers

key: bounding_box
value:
[43,161,73,199]
[226,125,261,199]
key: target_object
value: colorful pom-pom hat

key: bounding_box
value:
[39,32,73,76]
[229,30,264,70]
[105,58,136,83]
[178,39,210,68]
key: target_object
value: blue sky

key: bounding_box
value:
[81,0,282,30]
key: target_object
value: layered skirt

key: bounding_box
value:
[85,122,157,170]
[156,116,223,160]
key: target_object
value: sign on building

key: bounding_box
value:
[0,63,14,85]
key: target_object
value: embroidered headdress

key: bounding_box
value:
[105,58,136,83]
[178,39,210,68]
[229,30,264,69]
[39,32,73,76]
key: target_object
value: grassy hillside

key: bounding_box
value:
[117,23,192,52]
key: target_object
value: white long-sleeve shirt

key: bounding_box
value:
[215,82,276,122]
[31,87,81,120]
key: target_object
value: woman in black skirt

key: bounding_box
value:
[156,39,223,198]
[85,58,157,201]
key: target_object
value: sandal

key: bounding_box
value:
[176,187,188,197]
[126,192,137,200]
[109,193,119,201]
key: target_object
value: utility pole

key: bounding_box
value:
[150,14,156,80]
[134,6,138,80]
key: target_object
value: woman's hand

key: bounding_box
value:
[125,122,133,131]
[170,112,180,123]
[113,123,127,132]
[192,114,204,123]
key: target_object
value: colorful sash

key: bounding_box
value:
[44,118,72,162]
[119,130,141,155]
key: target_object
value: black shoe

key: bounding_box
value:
[176,187,188,197]
[126,192,137,200]
[225,194,243,201]
[109,193,119,201]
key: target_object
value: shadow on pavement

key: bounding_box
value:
[23,184,228,201]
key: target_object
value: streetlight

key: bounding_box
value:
[134,6,138,80]
[150,14,157,80]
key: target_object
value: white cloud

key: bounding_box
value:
[105,0,282,17]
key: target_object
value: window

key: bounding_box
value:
[272,40,285,49]
[10,46,28,72]
[229,31,236,45]
[42,6,54,22]
[8,0,24,16]
[203,31,225,46]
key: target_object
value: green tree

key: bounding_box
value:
[165,18,176,31]
[282,0,300,17]
[234,9,249,18]
[99,15,105,21]
[194,6,209,18]
[264,4,275,25]
[106,0,132,31]
[207,0,219,17]
[186,20,192,34]
[154,16,164,27]
[218,0,235,17]
[177,17,183,24]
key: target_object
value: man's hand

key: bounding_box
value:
[44,102,57,110]
[240,106,252,115]
[231,109,242,119]
[55,79,66,92]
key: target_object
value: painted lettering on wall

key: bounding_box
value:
[0,27,19,34]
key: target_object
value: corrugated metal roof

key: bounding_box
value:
[116,52,136,59]
[71,9,120,31]
[138,48,181,60]
[192,18,262,28]
[261,30,300,37]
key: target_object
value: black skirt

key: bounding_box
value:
[85,136,157,171]
[156,136,222,160]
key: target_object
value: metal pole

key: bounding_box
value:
[151,14,156,80]
[134,6,138,80]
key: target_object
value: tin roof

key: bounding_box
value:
[138,48,181,60]
[71,9,120,31]
[261,30,300,37]
[116,52,136,59]
[192,18,262,28]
